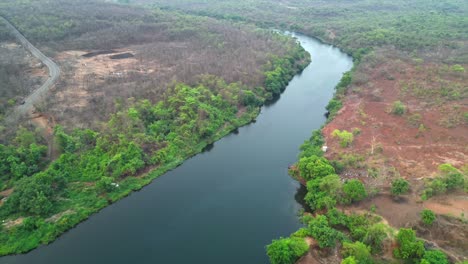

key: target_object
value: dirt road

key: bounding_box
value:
[0,15,60,119]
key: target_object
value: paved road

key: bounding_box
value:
[1,15,60,119]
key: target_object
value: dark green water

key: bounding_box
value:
[0,34,352,264]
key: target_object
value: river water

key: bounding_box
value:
[0,34,352,264]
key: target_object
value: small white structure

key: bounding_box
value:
[322,145,328,152]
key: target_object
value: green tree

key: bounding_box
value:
[341,241,372,264]
[332,129,354,148]
[266,237,309,264]
[96,176,114,193]
[391,178,410,196]
[420,209,436,226]
[363,223,388,253]
[307,215,343,248]
[342,179,367,204]
[394,228,425,260]
[298,155,335,180]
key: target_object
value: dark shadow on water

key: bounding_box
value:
[264,94,281,107]
[202,143,214,153]
[294,184,312,213]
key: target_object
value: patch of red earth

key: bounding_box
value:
[323,59,467,197]
[319,57,468,260]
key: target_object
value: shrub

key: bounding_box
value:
[391,178,410,196]
[421,250,449,264]
[298,155,335,180]
[341,241,372,264]
[394,228,425,260]
[451,64,465,72]
[332,129,354,148]
[266,237,309,264]
[420,209,436,226]
[326,99,343,119]
[96,176,114,192]
[341,256,357,264]
[391,101,406,115]
[363,223,388,253]
[308,215,344,248]
[342,179,367,203]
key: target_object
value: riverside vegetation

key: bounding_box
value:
[0,0,310,255]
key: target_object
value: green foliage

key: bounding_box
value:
[422,164,465,200]
[421,250,448,264]
[2,172,65,216]
[307,215,344,248]
[332,129,354,148]
[341,241,372,264]
[420,209,436,226]
[391,101,407,116]
[342,256,357,264]
[342,179,367,204]
[363,223,387,254]
[326,99,343,120]
[299,130,325,158]
[266,237,309,264]
[451,64,465,72]
[391,178,410,196]
[394,228,425,260]
[298,155,335,181]
[96,177,114,193]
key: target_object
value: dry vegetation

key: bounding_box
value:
[0,0,299,131]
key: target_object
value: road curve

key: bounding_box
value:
[0,15,60,118]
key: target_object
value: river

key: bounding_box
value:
[0,33,352,264]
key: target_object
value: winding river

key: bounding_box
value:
[0,34,352,264]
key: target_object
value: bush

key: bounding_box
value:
[308,215,344,248]
[391,101,406,115]
[332,129,354,148]
[363,223,387,253]
[394,228,425,260]
[298,155,335,180]
[341,256,357,264]
[341,241,372,264]
[391,178,410,196]
[421,250,448,264]
[266,237,309,264]
[451,64,465,72]
[342,179,367,203]
[420,209,436,226]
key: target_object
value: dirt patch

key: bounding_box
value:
[347,194,423,227]
[424,194,468,220]
[45,210,75,223]
[2,217,24,229]
[0,188,13,197]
